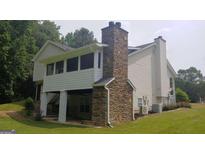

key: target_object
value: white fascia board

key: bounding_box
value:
[128,43,156,57]
[167,60,177,77]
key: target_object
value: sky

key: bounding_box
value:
[54,20,205,75]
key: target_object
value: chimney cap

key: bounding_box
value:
[102,21,128,33]
[154,36,166,42]
[115,22,121,28]
[109,21,114,27]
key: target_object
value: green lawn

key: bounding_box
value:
[0,101,205,134]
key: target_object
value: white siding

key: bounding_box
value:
[94,50,103,81]
[128,47,153,111]
[128,39,176,111]
[42,49,103,92]
[33,44,65,81]
[43,69,95,92]
[167,67,176,103]
[154,38,168,97]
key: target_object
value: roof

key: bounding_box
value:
[128,42,155,55]
[128,42,177,78]
[93,77,115,87]
[32,40,73,61]
[94,77,135,90]
[49,41,73,51]
[127,79,136,90]
[167,60,177,77]
[40,43,107,64]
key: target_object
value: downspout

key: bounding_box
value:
[105,85,113,128]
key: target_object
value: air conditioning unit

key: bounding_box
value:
[142,106,149,115]
[139,96,149,115]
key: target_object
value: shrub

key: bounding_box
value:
[176,88,190,102]
[24,97,34,111]
[25,110,32,116]
[177,102,191,108]
[163,104,178,111]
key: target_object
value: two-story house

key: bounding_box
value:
[32,21,176,126]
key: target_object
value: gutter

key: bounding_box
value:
[104,85,112,128]
[93,77,115,128]
[104,77,115,128]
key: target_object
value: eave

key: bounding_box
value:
[40,43,107,64]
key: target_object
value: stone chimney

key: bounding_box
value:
[92,22,133,125]
[101,21,128,80]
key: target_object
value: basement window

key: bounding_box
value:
[80,53,94,70]
[55,61,64,74]
[67,57,78,72]
[170,78,173,88]
[46,63,54,76]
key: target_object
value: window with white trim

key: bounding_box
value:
[55,61,64,74]
[80,53,94,70]
[46,63,54,76]
[67,57,78,72]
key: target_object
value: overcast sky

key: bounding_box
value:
[54,20,205,75]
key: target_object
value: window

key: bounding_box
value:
[170,78,173,88]
[98,52,101,68]
[67,57,78,72]
[46,63,54,76]
[80,53,94,70]
[55,61,64,74]
[138,98,143,107]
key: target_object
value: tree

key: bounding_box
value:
[176,67,205,102]
[176,88,190,102]
[0,21,98,103]
[0,21,13,101]
[33,20,61,49]
[178,67,203,84]
[63,28,97,48]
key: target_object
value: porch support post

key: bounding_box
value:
[40,92,48,116]
[58,90,67,123]
[35,83,38,101]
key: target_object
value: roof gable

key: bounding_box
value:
[128,42,155,56]
[32,40,72,62]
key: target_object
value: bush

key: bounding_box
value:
[25,110,32,116]
[176,88,190,102]
[163,104,178,111]
[177,102,191,108]
[24,97,34,111]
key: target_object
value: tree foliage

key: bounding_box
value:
[33,21,61,49]
[176,67,205,102]
[63,27,97,48]
[176,88,190,102]
[0,20,61,103]
[178,67,203,84]
[0,21,98,103]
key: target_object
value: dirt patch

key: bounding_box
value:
[0,111,15,117]
[0,110,26,120]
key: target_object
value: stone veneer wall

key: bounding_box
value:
[92,22,134,126]
[108,80,133,123]
[92,86,108,126]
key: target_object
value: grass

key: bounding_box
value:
[0,101,24,111]
[0,101,205,134]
